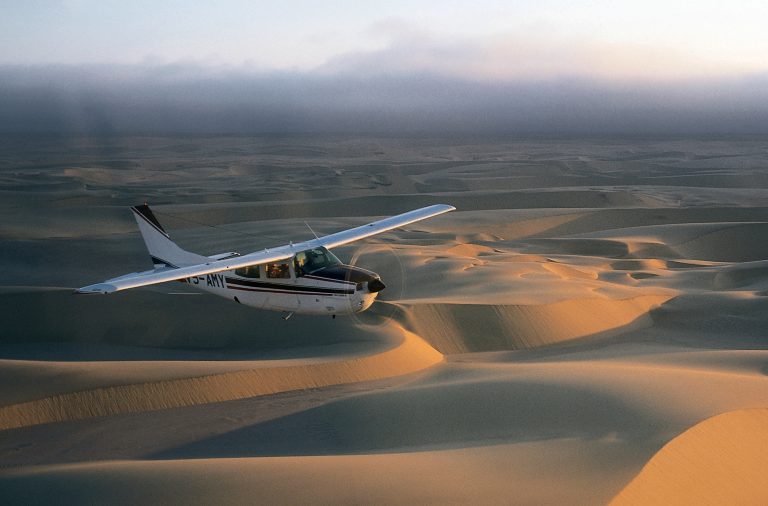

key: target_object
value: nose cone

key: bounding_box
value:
[367,278,386,293]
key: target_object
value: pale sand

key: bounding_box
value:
[403,295,670,353]
[1,137,767,504]
[0,440,636,505]
[0,325,441,430]
[1,349,766,503]
[611,409,768,506]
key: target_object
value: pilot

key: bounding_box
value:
[305,250,321,271]
[294,254,307,277]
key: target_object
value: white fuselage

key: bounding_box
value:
[181,262,380,316]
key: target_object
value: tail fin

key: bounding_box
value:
[131,204,207,268]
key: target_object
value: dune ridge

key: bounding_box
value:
[0,439,631,506]
[610,409,768,506]
[403,294,671,354]
[0,326,442,431]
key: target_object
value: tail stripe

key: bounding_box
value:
[130,203,208,268]
[131,204,169,238]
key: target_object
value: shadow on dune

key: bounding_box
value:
[0,288,386,359]
[150,379,662,459]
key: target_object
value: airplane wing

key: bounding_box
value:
[314,204,455,249]
[76,204,455,294]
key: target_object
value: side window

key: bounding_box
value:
[235,265,260,278]
[266,262,291,279]
[294,252,307,277]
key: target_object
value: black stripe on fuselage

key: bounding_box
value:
[303,274,356,285]
[225,277,354,295]
[227,285,348,297]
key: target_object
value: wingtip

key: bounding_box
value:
[434,203,456,213]
[74,283,117,295]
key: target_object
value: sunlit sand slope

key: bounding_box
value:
[0,326,441,430]
[403,295,670,353]
[0,440,640,506]
[611,409,768,506]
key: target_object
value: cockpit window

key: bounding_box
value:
[294,247,341,276]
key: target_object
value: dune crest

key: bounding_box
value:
[403,294,671,354]
[0,325,442,431]
[610,409,768,506]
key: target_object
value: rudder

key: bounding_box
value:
[131,204,207,268]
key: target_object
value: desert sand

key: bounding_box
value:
[610,408,768,506]
[0,136,766,504]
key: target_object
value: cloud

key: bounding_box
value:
[0,63,766,136]
[318,23,760,82]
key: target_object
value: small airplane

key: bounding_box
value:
[77,203,455,318]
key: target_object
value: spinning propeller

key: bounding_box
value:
[348,242,407,327]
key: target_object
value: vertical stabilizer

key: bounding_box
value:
[131,204,207,268]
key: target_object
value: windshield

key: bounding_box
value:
[294,247,341,275]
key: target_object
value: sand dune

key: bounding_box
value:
[1,136,767,504]
[713,259,768,290]
[611,409,768,506]
[2,346,767,504]
[0,325,441,430]
[0,440,634,506]
[403,295,670,353]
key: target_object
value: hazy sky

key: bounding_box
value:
[2,1,767,134]
[3,1,767,79]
